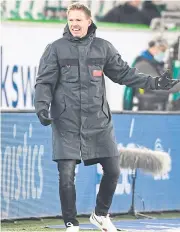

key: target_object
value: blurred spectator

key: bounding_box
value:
[133,37,170,110]
[0,0,6,19]
[141,1,165,25]
[134,38,168,76]
[96,0,149,25]
[163,0,180,11]
[169,38,180,110]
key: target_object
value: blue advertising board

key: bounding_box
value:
[1,112,180,219]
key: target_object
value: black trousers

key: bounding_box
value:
[57,156,120,226]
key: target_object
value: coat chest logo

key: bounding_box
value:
[93,70,103,77]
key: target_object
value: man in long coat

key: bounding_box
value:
[34,3,179,232]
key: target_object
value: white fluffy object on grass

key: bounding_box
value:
[119,147,171,176]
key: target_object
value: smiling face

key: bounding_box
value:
[67,9,92,38]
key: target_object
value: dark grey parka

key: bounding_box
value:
[34,23,157,165]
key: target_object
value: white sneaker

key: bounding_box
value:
[90,212,117,232]
[66,222,79,232]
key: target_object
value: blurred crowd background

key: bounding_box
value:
[1,0,180,26]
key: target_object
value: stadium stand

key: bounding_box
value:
[1,0,180,25]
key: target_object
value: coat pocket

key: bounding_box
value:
[102,96,109,119]
[89,65,103,82]
[61,65,79,83]
[51,95,66,119]
[59,59,79,83]
[87,58,105,82]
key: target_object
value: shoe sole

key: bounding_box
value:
[90,214,107,232]
[66,226,79,232]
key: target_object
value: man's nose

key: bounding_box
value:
[71,21,78,26]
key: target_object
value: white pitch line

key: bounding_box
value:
[129,118,135,138]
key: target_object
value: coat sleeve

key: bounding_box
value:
[103,42,157,90]
[134,60,169,95]
[134,60,158,77]
[34,44,59,114]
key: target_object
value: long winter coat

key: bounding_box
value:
[34,23,156,165]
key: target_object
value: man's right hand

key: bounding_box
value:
[155,70,180,90]
[38,109,53,126]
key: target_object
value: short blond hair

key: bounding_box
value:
[67,2,91,18]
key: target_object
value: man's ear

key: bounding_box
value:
[88,19,92,26]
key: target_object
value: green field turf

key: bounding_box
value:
[1,212,180,232]
[3,19,180,31]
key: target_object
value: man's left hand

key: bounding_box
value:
[155,70,180,91]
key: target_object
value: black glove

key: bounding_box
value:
[155,70,180,90]
[38,109,53,126]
